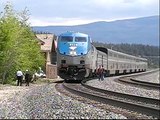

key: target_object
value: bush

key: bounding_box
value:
[3,78,17,86]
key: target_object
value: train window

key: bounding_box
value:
[113,63,115,68]
[118,55,124,58]
[75,37,87,42]
[116,63,118,69]
[109,53,112,56]
[60,36,73,42]
[126,57,129,60]
[114,54,117,57]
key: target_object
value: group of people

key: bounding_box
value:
[16,69,31,86]
[96,65,105,81]
[16,66,104,85]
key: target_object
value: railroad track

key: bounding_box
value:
[60,81,160,119]
[118,77,160,89]
[117,69,160,89]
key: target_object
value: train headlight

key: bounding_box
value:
[69,50,77,56]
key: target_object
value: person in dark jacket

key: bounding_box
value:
[101,65,105,80]
[97,65,105,81]
[25,70,30,86]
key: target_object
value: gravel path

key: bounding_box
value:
[133,71,160,84]
[0,82,127,119]
[86,76,159,99]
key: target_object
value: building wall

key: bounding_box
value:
[36,34,57,79]
[46,64,57,79]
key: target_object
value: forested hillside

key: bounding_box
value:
[32,16,159,46]
[93,42,159,68]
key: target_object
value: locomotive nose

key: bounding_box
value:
[67,66,78,75]
[67,66,86,80]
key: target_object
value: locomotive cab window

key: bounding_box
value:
[60,36,73,42]
[75,37,87,42]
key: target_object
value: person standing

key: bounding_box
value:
[97,65,105,81]
[97,65,102,81]
[25,70,30,86]
[101,65,105,80]
[16,69,23,86]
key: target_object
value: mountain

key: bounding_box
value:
[32,16,159,46]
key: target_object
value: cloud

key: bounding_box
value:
[29,16,104,26]
[0,0,159,26]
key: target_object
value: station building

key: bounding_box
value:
[36,33,57,79]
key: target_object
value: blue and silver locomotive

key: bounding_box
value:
[57,31,97,81]
[57,31,148,81]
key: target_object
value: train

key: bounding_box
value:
[56,31,148,81]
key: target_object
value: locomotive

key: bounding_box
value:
[56,31,147,81]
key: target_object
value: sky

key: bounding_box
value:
[0,0,159,26]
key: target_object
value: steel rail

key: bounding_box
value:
[82,79,160,105]
[117,69,159,89]
[63,82,160,118]
[130,78,160,86]
[118,77,160,89]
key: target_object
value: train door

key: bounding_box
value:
[115,63,119,75]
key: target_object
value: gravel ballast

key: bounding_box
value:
[0,83,127,119]
[86,75,159,99]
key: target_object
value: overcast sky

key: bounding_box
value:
[0,0,159,26]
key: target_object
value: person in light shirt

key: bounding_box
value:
[16,69,23,86]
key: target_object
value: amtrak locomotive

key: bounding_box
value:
[57,31,147,81]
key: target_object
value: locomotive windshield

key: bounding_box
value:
[60,36,73,42]
[75,37,87,42]
[57,32,89,56]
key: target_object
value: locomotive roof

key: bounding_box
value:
[59,31,89,37]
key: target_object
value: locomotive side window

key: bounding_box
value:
[75,37,87,42]
[60,36,73,42]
